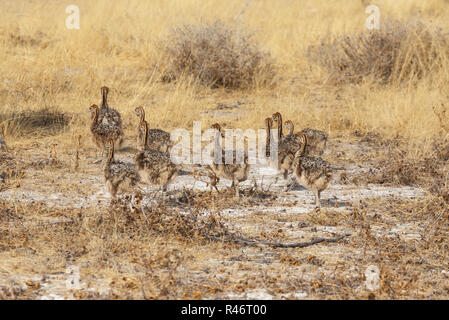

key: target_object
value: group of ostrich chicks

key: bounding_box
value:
[89,86,335,209]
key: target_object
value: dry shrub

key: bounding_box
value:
[82,188,278,246]
[308,19,449,84]
[161,20,274,88]
[83,191,227,244]
[356,123,449,204]
[370,137,449,205]
[375,154,440,186]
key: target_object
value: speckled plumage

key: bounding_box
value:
[273,113,303,157]
[293,134,333,208]
[299,128,328,155]
[104,139,140,198]
[147,129,171,153]
[134,121,178,191]
[212,149,250,182]
[272,112,284,140]
[209,123,250,199]
[270,114,305,180]
[98,87,123,140]
[134,106,172,153]
[89,105,123,153]
[284,120,328,156]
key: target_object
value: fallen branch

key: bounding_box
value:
[202,229,351,248]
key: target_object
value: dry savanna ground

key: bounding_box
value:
[0,0,449,299]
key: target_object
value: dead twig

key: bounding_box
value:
[202,229,351,248]
[74,134,81,171]
[192,166,220,193]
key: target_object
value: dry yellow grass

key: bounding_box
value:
[0,0,448,152]
[1,0,449,300]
